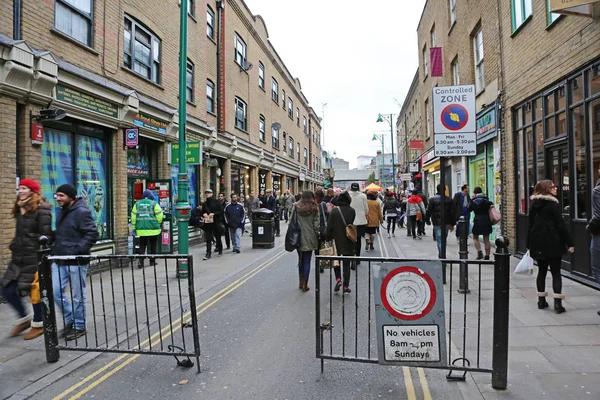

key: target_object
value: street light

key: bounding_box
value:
[372,134,385,188]
[376,113,395,190]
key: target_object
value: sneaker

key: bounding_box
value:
[334,279,342,292]
[392,233,395,237]
[203,254,211,260]
[343,286,351,294]
[66,328,86,341]
[388,233,391,239]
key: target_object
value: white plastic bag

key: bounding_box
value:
[514,250,534,275]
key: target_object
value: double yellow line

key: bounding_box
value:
[378,229,432,400]
[53,250,287,400]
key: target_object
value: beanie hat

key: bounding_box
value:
[143,189,155,200]
[19,179,41,194]
[350,182,359,191]
[56,184,77,199]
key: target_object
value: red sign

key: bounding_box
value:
[410,140,424,150]
[380,266,437,321]
[147,182,156,190]
[31,122,44,144]
[158,190,169,199]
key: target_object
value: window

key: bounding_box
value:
[473,27,485,93]
[288,98,293,119]
[234,97,247,131]
[272,78,279,102]
[304,148,308,165]
[289,136,294,157]
[546,0,561,26]
[430,25,436,47]
[303,116,307,133]
[206,6,215,39]
[449,0,456,25]
[272,126,279,148]
[206,80,215,113]
[234,33,247,66]
[425,99,431,138]
[258,62,265,89]
[422,45,428,77]
[124,16,161,83]
[451,57,459,85]
[282,90,286,109]
[186,59,194,103]
[297,141,300,161]
[259,115,265,142]
[188,0,195,17]
[512,0,533,32]
[55,0,93,46]
[282,133,286,154]
[296,108,300,126]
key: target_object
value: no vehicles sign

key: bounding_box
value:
[433,85,476,157]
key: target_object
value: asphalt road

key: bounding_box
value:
[41,228,471,400]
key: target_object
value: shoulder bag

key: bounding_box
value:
[338,207,357,243]
[489,205,501,225]
[285,209,302,252]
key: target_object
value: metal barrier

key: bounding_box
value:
[315,236,511,390]
[37,237,201,373]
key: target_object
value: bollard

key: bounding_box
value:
[38,236,60,363]
[458,216,470,294]
[492,236,510,390]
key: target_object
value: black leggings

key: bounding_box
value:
[334,259,352,287]
[386,217,396,234]
[536,257,562,294]
[408,216,417,238]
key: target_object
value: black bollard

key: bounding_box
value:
[38,236,60,363]
[458,216,470,294]
[492,236,510,390]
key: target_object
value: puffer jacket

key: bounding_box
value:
[528,194,573,259]
[325,193,356,256]
[293,203,320,252]
[426,193,454,226]
[383,197,399,217]
[51,198,99,264]
[406,195,425,217]
[2,201,53,291]
[348,190,368,226]
[469,194,493,235]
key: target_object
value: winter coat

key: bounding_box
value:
[469,194,493,235]
[426,193,454,226]
[202,197,223,223]
[2,201,53,291]
[367,199,384,228]
[131,198,163,236]
[325,197,356,256]
[293,205,320,252]
[224,202,245,230]
[51,198,99,264]
[586,185,600,235]
[265,196,277,212]
[245,196,261,214]
[383,197,399,217]
[284,194,295,210]
[318,201,329,237]
[528,195,573,259]
[406,195,426,217]
[453,191,470,222]
[348,190,368,226]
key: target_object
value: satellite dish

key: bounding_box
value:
[242,59,253,71]
[272,122,281,130]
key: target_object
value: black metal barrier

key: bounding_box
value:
[315,237,511,390]
[37,238,201,373]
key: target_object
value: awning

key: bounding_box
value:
[414,173,422,179]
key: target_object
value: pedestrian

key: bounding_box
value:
[291,190,320,292]
[406,190,426,240]
[189,203,204,230]
[365,191,384,251]
[201,189,223,260]
[218,192,231,250]
[348,182,368,268]
[224,194,245,254]
[295,192,302,202]
[425,184,455,259]
[416,189,429,236]
[284,189,295,223]
[586,180,600,315]
[397,194,406,228]
[453,184,471,241]
[245,190,260,223]
[1,179,52,340]
[315,189,329,273]
[528,180,574,314]
[326,191,356,294]
[271,190,281,236]
[277,191,286,220]
[131,189,164,268]
[51,184,99,340]
[383,192,400,238]
[469,187,494,260]
[258,190,267,208]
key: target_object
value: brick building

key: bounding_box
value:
[0,0,323,269]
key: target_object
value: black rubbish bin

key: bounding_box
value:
[252,208,275,249]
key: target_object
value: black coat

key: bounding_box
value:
[453,192,470,222]
[469,195,493,235]
[426,194,454,226]
[528,195,573,259]
[2,202,53,291]
[51,198,99,264]
[383,197,399,216]
[325,197,356,256]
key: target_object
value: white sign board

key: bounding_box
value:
[433,85,477,157]
[383,325,441,362]
[408,163,419,173]
[401,173,412,181]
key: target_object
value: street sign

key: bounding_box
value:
[373,262,447,366]
[408,162,419,173]
[124,128,139,148]
[433,85,477,157]
[170,142,202,165]
[401,173,412,181]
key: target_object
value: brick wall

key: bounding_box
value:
[0,97,17,273]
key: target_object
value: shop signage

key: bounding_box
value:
[401,173,412,181]
[133,112,168,134]
[124,128,139,148]
[272,174,280,193]
[56,84,119,119]
[259,172,267,192]
[299,172,306,182]
[170,142,202,165]
[409,162,420,173]
[31,122,44,145]
[410,140,424,150]
[550,0,597,15]
[433,85,476,157]
[476,105,497,144]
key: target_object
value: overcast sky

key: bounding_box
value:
[243,0,426,169]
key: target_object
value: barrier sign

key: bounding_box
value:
[373,262,447,366]
[433,85,477,157]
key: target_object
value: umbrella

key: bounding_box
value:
[365,183,382,191]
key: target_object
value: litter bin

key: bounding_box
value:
[252,208,275,249]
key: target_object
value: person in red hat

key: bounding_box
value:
[1,179,52,339]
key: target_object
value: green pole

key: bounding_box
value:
[381,137,385,188]
[389,114,395,191]
[175,0,190,278]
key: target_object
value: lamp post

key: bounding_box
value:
[377,114,395,190]
[372,134,385,188]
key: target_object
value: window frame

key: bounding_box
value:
[272,126,280,149]
[234,33,247,67]
[55,0,94,47]
[297,141,300,161]
[258,62,265,89]
[282,90,286,109]
[546,0,562,27]
[296,108,300,126]
[259,115,266,142]
[425,99,431,139]
[206,79,215,113]
[303,116,307,133]
[188,0,195,17]
[123,15,162,84]
[186,59,194,103]
[430,24,436,47]
[422,45,429,78]
[288,136,294,158]
[449,0,456,26]
[473,27,485,94]
[206,6,215,39]
[304,148,308,165]
[511,0,533,33]
[234,97,247,131]
[451,57,459,85]
[272,78,279,103]
[288,98,293,119]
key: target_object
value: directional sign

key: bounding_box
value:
[433,85,477,157]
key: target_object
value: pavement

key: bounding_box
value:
[1,222,599,399]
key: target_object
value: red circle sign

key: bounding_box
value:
[441,104,469,131]
[380,266,437,321]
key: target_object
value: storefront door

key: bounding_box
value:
[547,144,572,272]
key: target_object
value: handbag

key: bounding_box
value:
[338,207,357,242]
[319,240,339,269]
[489,205,501,225]
[416,212,423,222]
[285,209,301,252]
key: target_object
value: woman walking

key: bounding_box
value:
[326,191,356,294]
[469,187,494,260]
[383,192,400,238]
[528,180,574,313]
[365,191,384,251]
[406,190,426,239]
[292,190,320,292]
[1,179,52,339]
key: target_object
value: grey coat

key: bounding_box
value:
[293,207,320,252]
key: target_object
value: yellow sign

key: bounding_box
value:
[550,0,597,15]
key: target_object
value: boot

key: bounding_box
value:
[370,242,374,250]
[24,326,44,340]
[10,316,32,337]
[554,294,566,314]
[299,273,303,289]
[365,239,370,251]
[301,278,310,292]
[537,292,549,309]
[476,251,484,260]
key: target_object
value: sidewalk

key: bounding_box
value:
[392,227,600,400]
[0,229,286,399]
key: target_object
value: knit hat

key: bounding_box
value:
[19,179,41,194]
[143,189,155,200]
[56,184,77,199]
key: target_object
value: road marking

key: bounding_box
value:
[53,250,287,400]
[418,367,433,400]
[402,366,417,400]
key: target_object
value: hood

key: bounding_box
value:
[348,191,363,199]
[63,198,88,211]
[407,195,422,204]
[337,192,351,206]
[530,194,558,213]
[296,202,317,215]
[472,194,489,204]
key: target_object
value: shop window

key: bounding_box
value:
[206,6,214,39]
[511,0,533,32]
[573,105,587,219]
[259,115,265,142]
[258,62,265,89]
[186,59,194,103]
[524,101,532,126]
[124,15,161,84]
[592,65,600,97]
[571,75,584,105]
[55,0,93,46]
[235,97,247,131]
[535,121,544,183]
[517,128,526,213]
[592,99,600,194]
[272,78,279,103]
[206,79,215,113]
[526,126,535,203]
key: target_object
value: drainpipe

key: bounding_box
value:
[14,0,21,40]
[216,0,225,133]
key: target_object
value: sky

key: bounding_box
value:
[242,0,427,169]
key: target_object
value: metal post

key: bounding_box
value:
[381,138,385,188]
[38,236,59,363]
[175,0,191,278]
[389,114,395,192]
[458,216,470,294]
[440,157,447,284]
[492,236,510,390]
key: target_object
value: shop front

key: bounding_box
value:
[272,173,281,194]
[231,162,251,197]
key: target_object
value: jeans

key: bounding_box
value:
[433,225,451,259]
[354,225,366,257]
[52,263,88,330]
[408,216,417,238]
[230,227,242,250]
[299,250,313,280]
[536,257,562,294]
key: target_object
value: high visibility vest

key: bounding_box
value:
[132,199,163,236]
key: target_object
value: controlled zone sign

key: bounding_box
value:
[433,84,476,157]
[373,261,447,366]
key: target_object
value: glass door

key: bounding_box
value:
[546,144,572,271]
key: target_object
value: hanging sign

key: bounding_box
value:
[124,128,139,148]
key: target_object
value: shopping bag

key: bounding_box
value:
[514,250,534,275]
[489,206,501,225]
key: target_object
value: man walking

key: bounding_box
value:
[284,189,295,223]
[225,194,245,253]
[131,189,164,268]
[218,192,231,250]
[245,190,260,223]
[267,189,281,237]
[426,184,455,259]
[586,180,600,315]
[453,184,470,242]
[51,184,99,340]
[348,182,368,268]
[202,189,223,260]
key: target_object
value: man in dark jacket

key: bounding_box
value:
[225,194,245,254]
[452,185,470,241]
[51,184,99,341]
[218,193,231,250]
[265,189,280,236]
[587,182,600,315]
[426,184,455,259]
[202,189,223,260]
